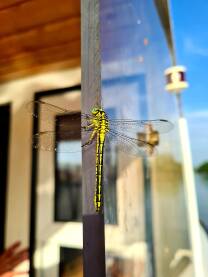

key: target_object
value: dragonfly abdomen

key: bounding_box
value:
[94,131,106,213]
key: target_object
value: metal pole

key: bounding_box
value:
[176,93,183,118]
[178,116,205,277]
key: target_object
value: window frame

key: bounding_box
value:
[29,85,81,277]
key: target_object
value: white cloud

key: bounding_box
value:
[184,37,208,57]
[186,109,208,119]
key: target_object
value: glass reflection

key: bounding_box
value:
[55,141,82,222]
[55,112,82,222]
[34,91,83,276]
[100,0,192,276]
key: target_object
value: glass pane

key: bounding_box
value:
[55,114,82,222]
[100,1,193,276]
[34,90,83,276]
[171,2,208,274]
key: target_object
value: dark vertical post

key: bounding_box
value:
[81,0,106,277]
[143,158,156,277]
[29,98,39,277]
[0,104,10,252]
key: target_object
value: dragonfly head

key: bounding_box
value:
[91,107,103,115]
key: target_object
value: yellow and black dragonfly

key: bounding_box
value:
[28,100,173,213]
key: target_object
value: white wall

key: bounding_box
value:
[0,67,81,248]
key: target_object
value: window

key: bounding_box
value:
[55,113,82,222]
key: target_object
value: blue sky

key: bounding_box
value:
[170,0,208,166]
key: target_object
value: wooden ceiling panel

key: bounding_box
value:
[0,17,80,58]
[0,40,80,82]
[0,0,81,82]
[0,40,80,70]
[0,0,80,37]
[0,0,28,10]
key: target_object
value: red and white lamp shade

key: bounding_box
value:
[164,66,189,93]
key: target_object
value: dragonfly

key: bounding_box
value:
[28,100,173,213]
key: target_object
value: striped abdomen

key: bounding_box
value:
[94,131,105,212]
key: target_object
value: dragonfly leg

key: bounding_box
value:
[82,129,97,147]
[82,123,94,131]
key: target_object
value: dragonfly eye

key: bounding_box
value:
[91,107,101,115]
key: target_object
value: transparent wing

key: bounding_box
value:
[106,130,155,156]
[27,100,69,115]
[33,129,94,153]
[27,100,92,129]
[108,118,173,134]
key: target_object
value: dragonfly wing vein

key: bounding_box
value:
[27,100,91,130]
[106,130,155,156]
[109,119,173,133]
[33,131,82,153]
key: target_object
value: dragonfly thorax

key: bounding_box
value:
[91,108,109,133]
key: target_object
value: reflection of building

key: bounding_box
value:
[0,0,206,277]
